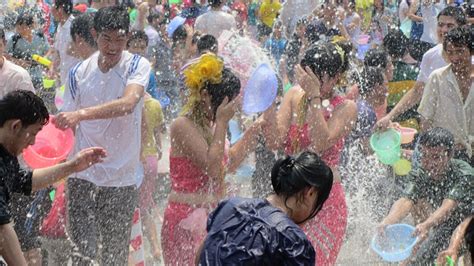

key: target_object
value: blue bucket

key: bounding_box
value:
[371,224,418,262]
[242,63,278,115]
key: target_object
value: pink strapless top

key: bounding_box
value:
[284,96,345,167]
[169,157,211,194]
[169,139,229,194]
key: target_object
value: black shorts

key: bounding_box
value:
[10,190,52,251]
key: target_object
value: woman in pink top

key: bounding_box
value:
[161,54,269,265]
[273,42,358,265]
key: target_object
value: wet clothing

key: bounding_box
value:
[6,32,49,88]
[0,57,35,98]
[402,159,473,216]
[251,135,277,198]
[284,95,348,265]
[264,38,287,65]
[349,99,377,141]
[67,178,138,265]
[0,144,32,225]
[387,61,420,128]
[418,65,474,158]
[402,159,473,263]
[259,0,282,28]
[284,96,346,167]
[63,51,150,187]
[199,197,315,265]
[162,156,221,265]
[142,97,163,157]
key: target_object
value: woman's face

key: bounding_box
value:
[292,187,319,224]
[320,73,340,98]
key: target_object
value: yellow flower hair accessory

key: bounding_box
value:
[182,53,224,115]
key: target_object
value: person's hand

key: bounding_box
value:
[216,96,240,124]
[414,222,430,242]
[68,147,107,173]
[437,248,458,266]
[54,111,83,130]
[295,65,320,99]
[411,222,430,257]
[375,114,393,131]
[376,222,389,238]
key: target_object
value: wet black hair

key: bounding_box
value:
[0,29,4,42]
[172,25,187,44]
[443,26,473,53]
[94,6,130,34]
[127,30,149,48]
[15,15,34,27]
[271,151,333,224]
[147,11,162,25]
[197,34,218,54]
[0,90,49,128]
[383,29,409,59]
[71,14,96,48]
[205,68,241,121]
[54,0,73,15]
[359,66,384,98]
[208,0,223,8]
[300,42,351,79]
[438,6,467,26]
[364,47,390,69]
[418,127,455,155]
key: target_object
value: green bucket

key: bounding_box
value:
[370,129,401,165]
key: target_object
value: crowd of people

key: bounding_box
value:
[0,0,473,265]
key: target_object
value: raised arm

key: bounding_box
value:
[171,97,238,183]
[55,84,145,129]
[296,65,357,154]
[31,147,106,191]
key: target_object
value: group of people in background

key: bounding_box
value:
[0,0,473,265]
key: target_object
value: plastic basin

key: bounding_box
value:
[23,116,75,169]
[371,224,418,262]
[398,127,417,144]
[393,159,412,176]
[242,63,278,115]
[370,129,401,165]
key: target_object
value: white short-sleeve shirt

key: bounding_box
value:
[0,58,35,98]
[54,15,80,87]
[63,51,151,187]
[417,44,474,84]
[418,65,474,157]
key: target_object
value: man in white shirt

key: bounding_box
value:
[377,6,469,128]
[0,29,35,98]
[55,6,150,265]
[194,0,236,39]
[418,26,474,165]
[50,0,80,87]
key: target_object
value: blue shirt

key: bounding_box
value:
[199,197,315,265]
[264,38,287,64]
